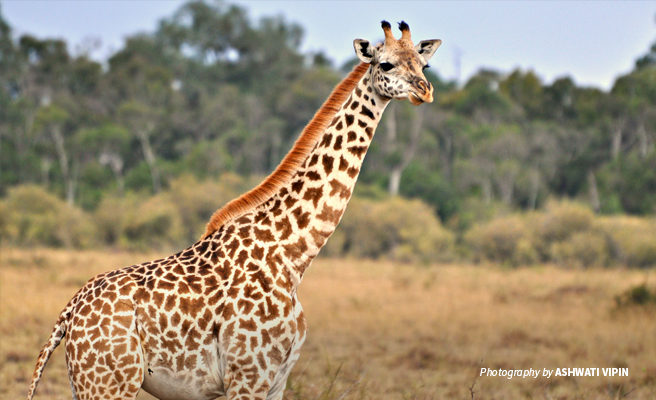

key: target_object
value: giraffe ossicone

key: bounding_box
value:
[27,21,440,400]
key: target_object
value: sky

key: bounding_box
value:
[2,1,655,90]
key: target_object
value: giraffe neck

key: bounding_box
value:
[250,66,389,285]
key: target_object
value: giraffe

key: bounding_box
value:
[27,21,441,400]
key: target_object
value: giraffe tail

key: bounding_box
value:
[26,314,68,400]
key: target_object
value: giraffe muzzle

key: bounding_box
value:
[408,80,433,105]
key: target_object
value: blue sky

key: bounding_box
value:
[2,1,655,90]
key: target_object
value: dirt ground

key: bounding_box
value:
[1,247,655,399]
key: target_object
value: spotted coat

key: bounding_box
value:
[27,21,441,400]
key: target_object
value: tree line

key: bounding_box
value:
[1,1,656,235]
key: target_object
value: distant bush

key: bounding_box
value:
[464,215,535,265]
[598,217,656,268]
[549,230,610,268]
[464,201,656,268]
[325,196,455,263]
[538,200,594,243]
[0,185,97,248]
[615,283,656,307]
[94,193,143,246]
[122,194,185,251]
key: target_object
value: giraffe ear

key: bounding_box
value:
[415,39,442,62]
[353,39,376,63]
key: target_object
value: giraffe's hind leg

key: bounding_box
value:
[65,298,144,400]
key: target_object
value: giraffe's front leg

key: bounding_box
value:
[223,296,307,400]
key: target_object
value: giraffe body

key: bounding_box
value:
[27,21,440,400]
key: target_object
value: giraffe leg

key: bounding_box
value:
[65,297,144,400]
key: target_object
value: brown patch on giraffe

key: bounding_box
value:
[239,318,257,332]
[303,186,323,208]
[164,294,177,312]
[365,126,374,139]
[235,215,252,225]
[222,303,236,320]
[251,244,264,260]
[179,297,206,318]
[238,226,251,239]
[309,227,332,248]
[348,145,368,159]
[275,216,293,241]
[319,133,333,148]
[343,95,353,109]
[333,135,343,150]
[237,298,255,314]
[243,284,263,301]
[215,260,232,281]
[235,249,249,269]
[257,352,267,370]
[255,297,280,322]
[283,196,298,209]
[347,130,357,142]
[360,105,375,119]
[345,114,355,127]
[317,204,341,225]
[184,330,202,352]
[203,275,218,292]
[335,120,343,131]
[254,227,275,242]
[347,166,360,179]
[101,290,117,303]
[308,154,319,167]
[172,264,184,276]
[253,211,271,226]
[306,170,321,181]
[329,179,351,199]
[114,314,133,329]
[198,308,213,331]
[158,313,169,331]
[339,156,349,171]
[283,237,309,262]
[291,179,304,194]
[225,238,240,258]
[250,270,273,293]
[291,207,311,229]
[322,154,334,175]
[186,276,204,295]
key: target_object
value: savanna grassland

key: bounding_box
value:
[1,248,655,400]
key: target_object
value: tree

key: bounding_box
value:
[118,101,163,193]
[35,105,78,205]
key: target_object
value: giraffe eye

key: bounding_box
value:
[380,62,394,72]
[422,64,430,71]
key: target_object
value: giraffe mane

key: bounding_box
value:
[202,62,370,239]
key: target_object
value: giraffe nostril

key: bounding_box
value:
[417,80,428,94]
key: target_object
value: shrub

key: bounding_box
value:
[464,215,533,265]
[538,200,594,243]
[615,283,656,307]
[94,193,143,246]
[122,194,184,250]
[549,230,610,268]
[598,217,656,268]
[0,185,97,248]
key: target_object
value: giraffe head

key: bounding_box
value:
[354,21,441,105]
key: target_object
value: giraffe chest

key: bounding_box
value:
[130,243,306,399]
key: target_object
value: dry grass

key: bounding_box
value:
[1,248,655,400]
